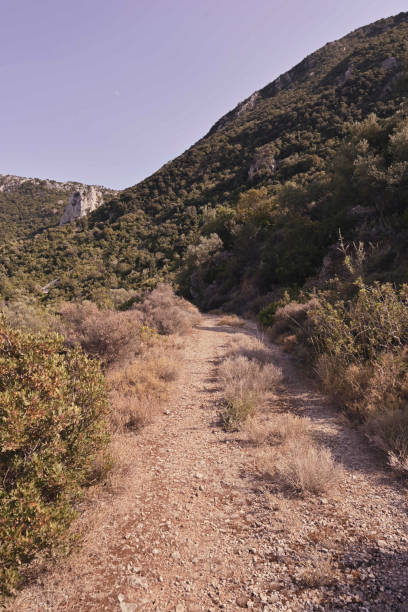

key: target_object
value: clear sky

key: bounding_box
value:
[1,0,407,189]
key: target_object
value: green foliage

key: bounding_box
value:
[258,289,295,327]
[308,281,408,362]
[0,324,110,596]
[221,396,255,432]
[0,179,68,242]
[273,268,408,468]
[2,13,408,303]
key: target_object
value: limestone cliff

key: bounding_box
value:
[59,186,105,225]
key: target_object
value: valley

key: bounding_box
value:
[2,9,408,611]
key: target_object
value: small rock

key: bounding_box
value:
[128,575,147,589]
[236,597,249,608]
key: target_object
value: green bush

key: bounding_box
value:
[304,281,408,468]
[258,301,279,328]
[0,323,110,596]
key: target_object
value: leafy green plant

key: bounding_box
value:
[0,323,110,596]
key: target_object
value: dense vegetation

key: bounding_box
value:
[1,12,408,303]
[0,178,69,242]
[2,11,408,600]
[0,325,109,595]
[0,285,200,597]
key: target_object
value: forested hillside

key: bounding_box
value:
[1,11,408,304]
[0,175,114,243]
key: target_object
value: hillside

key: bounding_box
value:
[0,174,116,243]
[1,11,408,303]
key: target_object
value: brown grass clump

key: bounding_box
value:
[296,554,335,588]
[225,334,273,364]
[218,351,282,430]
[246,413,310,446]
[109,391,157,432]
[216,314,245,327]
[267,439,343,495]
[220,356,282,399]
[134,284,201,335]
[107,348,179,433]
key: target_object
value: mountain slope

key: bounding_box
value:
[0,174,115,242]
[1,11,408,303]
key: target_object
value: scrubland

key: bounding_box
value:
[0,284,200,598]
[259,244,408,475]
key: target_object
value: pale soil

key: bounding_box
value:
[11,316,408,611]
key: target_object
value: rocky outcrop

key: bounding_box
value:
[381,57,398,71]
[0,174,84,194]
[59,186,105,225]
[0,173,117,225]
[248,143,278,180]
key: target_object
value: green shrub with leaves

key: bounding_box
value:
[0,323,110,596]
[308,281,408,362]
[288,279,408,469]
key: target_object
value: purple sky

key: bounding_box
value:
[1,0,407,189]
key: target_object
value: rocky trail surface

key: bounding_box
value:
[11,316,408,611]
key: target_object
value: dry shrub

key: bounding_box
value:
[270,298,318,339]
[221,395,256,432]
[1,300,58,333]
[368,408,408,473]
[58,301,145,367]
[281,333,298,352]
[262,439,343,495]
[153,356,180,382]
[246,414,310,446]
[134,284,201,335]
[107,346,181,433]
[216,314,245,327]
[245,418,273,445]
[270,413,310,442]
[317,350,408,468]
[225,334,273,364]
[220,356,282,398]
[109,391,156,433]
[219,355,282,430]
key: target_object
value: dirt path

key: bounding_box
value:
[12,316,408,611]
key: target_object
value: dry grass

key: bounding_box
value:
[263,439,343,495]
[216,314,245,327]
[218,337,282,430]
[245,413,310,446]
[316,349,408,471]
[225,334,272,363]
[107,348,180,433]
[220,356,282,394]
[269,298,318,339]
[296,554,335,588]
